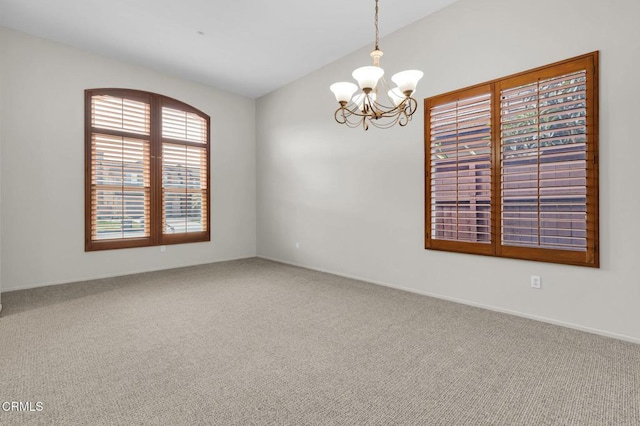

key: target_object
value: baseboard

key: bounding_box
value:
[0,255,256,293]
[257,255,640,345]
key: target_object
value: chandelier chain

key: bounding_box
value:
[374,0,379,51]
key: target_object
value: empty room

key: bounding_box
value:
[1,0,639,424]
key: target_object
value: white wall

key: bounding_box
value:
[0,27,256,291]
[257,0,640,342]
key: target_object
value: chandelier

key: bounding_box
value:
[330,0,423,130]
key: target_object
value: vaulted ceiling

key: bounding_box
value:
[0,0,458,98]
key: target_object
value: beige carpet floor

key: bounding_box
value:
[1,258,639,425]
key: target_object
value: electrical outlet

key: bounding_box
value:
[160,245,166,253]
[531,275,541,289]
[295,242,300,249]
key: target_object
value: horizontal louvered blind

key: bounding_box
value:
[429,92,492,244]
[162,107,207,143]
[90,94,151,242]
[500,71,588,251]
[161,105,208,236]
[92,95,150,135]
[162,143,208,234]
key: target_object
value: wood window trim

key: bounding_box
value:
[424,52,599,267]
[85,88,211,252]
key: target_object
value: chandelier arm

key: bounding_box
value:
[368,96,420,120]
[342,109,366,128]
[333,87,419,128]
[386,113,402,129]
[362,101,371,115]
[405,97,418,115]
[346,119,361,128]
[369,114,399,129]
[398,109,410,127]
[334,107,349,124]
[369,99,405,116]
[337,104,382,119]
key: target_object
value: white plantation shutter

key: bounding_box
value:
[428,89,492,249]
[86,90,210,251]
[501,71,588,251]
[90,94,151,243]
[162,144,208,234]
[91,134,151,240]
[424,53,598,267]
[92,95,150,135]
[161,106,208,235]
[162,107,207,143]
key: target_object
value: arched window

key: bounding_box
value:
[85,89,210,251]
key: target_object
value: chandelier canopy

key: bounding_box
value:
[330,0,423,130]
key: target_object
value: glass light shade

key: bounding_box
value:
[352,66,384,90]
[330,82,358,103]
[391,70,424,95]
[387,88,406,107]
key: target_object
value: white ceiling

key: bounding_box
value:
[0,0,458,98]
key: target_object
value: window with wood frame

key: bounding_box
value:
[85,89,210,251]
[425,52,598,267]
